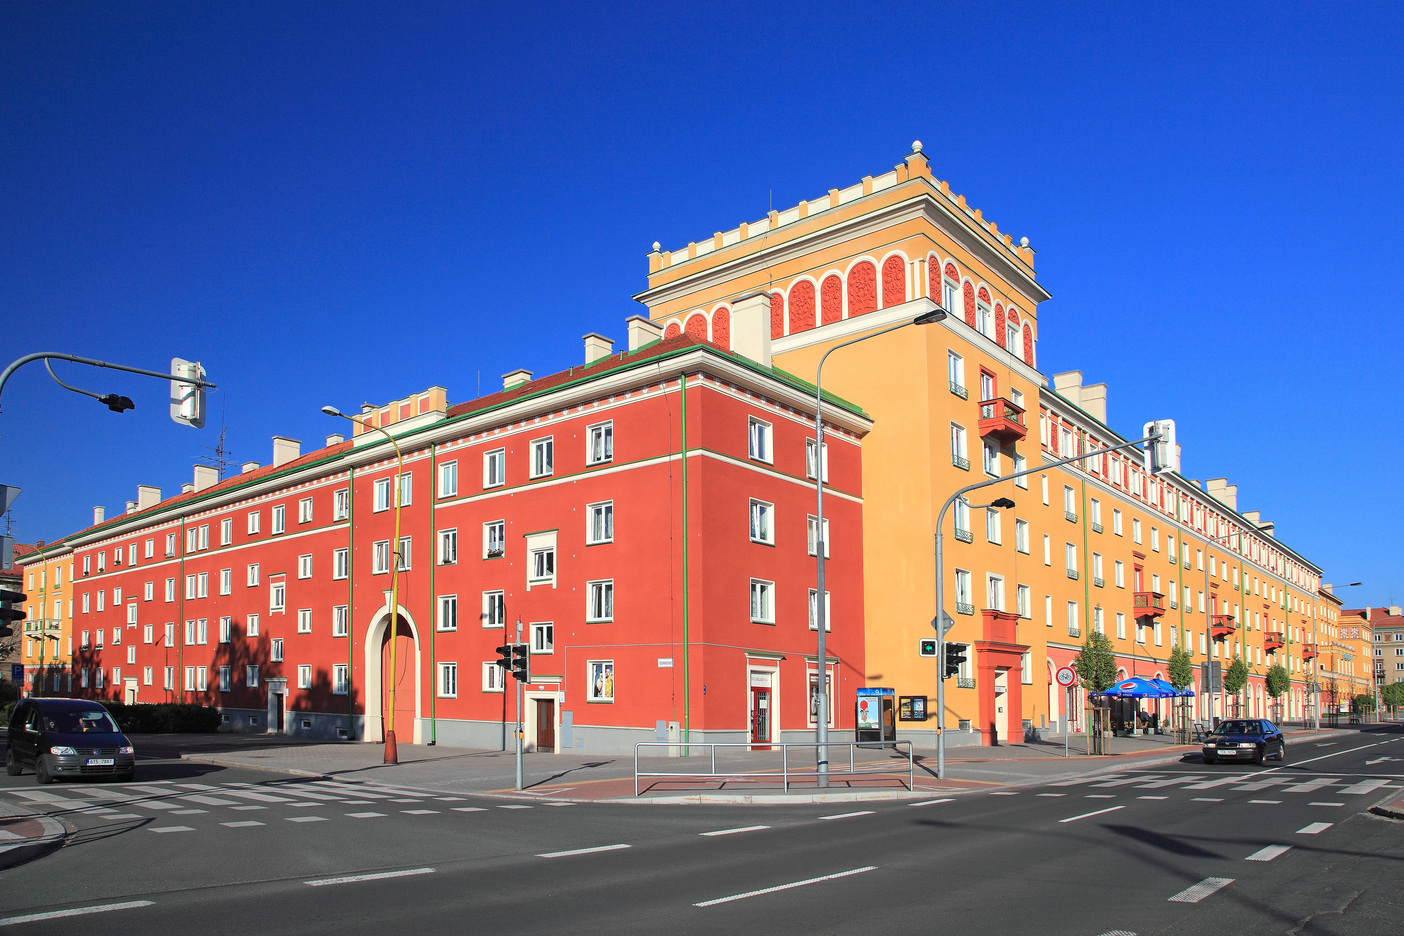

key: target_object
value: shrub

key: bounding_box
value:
[98,701,223,733]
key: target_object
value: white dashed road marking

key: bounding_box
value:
[1246,845,1292,861]
[820,811,874,820]
[221,821,265,828]
[1308,802,1345,807]
[0,900,155,927]
[305,868,434,887]
[149,826,194,833]
[1168,878,1234,903]
[1297,822,1332,834]
[909,798,954,806]
[1059,806,1124,823]
[347,812,386,819]
[701,825,770,837]
[286,816,328,823]
[537,844,631,858]
[694,866,877,907]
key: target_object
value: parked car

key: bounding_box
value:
[5,699,136,784]
[1202,718,1285,765]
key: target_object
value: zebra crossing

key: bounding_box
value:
[1046,771,1401,798]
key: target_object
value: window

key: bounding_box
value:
[482,591,505,629]
[97,591,105,612]
[298,554,312,579]
[1092,553,1103,585]
[1065,543,1078,577]
[950,423,968,469]
[808,589,832,631]
[948,351,966,397]
[197,572,208,598]
[271,638,284,662]
[807,516,830,558]
[184,575,196,600]
[438,460,459,498]
[398,536,412,571]
[531,622,554,654]
[587,661,614,702]
[247,563,260,587]
[114,586,122,605]
[1090,499,1102,530]
[333,664,349,695]
[985,508,1001,544]
[976,299,992,337]
[334,488,349,520]
[1013,454,1027,489]
[298,665,312,690]
[399,473,412,507]
[165,622,175,646]
[126,602,138,625]
[484,449,506,488]
[438,529,457,565]
[333,548,349,580]
[97,553,105,572]
[588,422,613,465]
[982,440,1000,477]
[750,579,774,623]
[1115,560,1125,588]
[587,502,613,544]
[298,609,312,634]
[298,497,313,523]
[438,595,458,631]
[1041,475,1049,505]
[1067,601,1080,636]
[954,569,972,613]
[482,661,504,693]
[749,499,774,544]
[530,545,554,583]
[219,569,232,595]
[269,505,284,535]
[144,538,154,559]
[270,582,285,613]
[146,666,156,687]
[247,511,260,535]
[143,623,153,644]
[1063,486,1077,521]
[1113,509,1123,536]
[805,439,829,482]
[373,540,391,574]
[1008,320,1020,352]
[484,520,505,558]
[747,418,773,463]
[437,662,457,698]
[333,605,349,637]
[247,666,259,688]
[373,478,392,512]
[530,437,554,478]
[587,580,614,622]
[220,617,231,643]
[1017,584,1031,618]
[1151,527,1160,551]
[220,518,233,545]
[1093,606,1104,635]
[1015,519,1029,554]
[986,574,1005,611]
[1132,518,1142,544]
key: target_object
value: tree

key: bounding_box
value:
[1381,681,1404,713]
[1265,664,1290,700]
[1223,657,1248,696]
[1168,646,1194,690]
[1074,631,1117,693]
[1353,693,1376,713]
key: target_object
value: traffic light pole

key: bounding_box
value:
[515,619,524,792]
[933,430,1160,780]
[0,352,217,410]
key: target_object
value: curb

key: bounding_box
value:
[0,800,67,869]
[180,753,333,782]
[1369,791,1404,821]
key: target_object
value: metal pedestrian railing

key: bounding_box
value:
[632,740,915,796]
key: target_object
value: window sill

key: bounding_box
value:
[586,619,614,625]
[585,540,614,547]
[751,619,776,626]
[749,539,776,547]
[483,553,505,561]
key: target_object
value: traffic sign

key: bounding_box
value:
[0,485,19,514]
[1055,665,1076,688]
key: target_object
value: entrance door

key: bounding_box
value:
[380,621,416,742]
[750,687,771,748]
[124,679,138,705]
[272,693,285,732]
[536,698,556,752]
[993,670,1008,744]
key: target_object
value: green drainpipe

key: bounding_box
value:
[429,442,437,745]
[347,464,356,740]
[681,373,691,754]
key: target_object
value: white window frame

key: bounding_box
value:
[272,505,285,535]
[750,579,774,624]
[298,554,312,579]
[484,449,506,488]
[749,499,774,545]
[373,477,393,513]
[333,548,349,580]
[438,594,458,632]
[270,581,286,613]
[587,580,614,622]
[484,520,506,558]
[482,661,504,693]
[333,605,349,638]
[438,460,459,498]
[808,588,832,631]
[438,528,458,565]
[482,590,505,629]
[747,417,773,464]
[587,422,613,465]
[334,488,350,520]
[298,609,312,634]
[437,662,457,698]
[298,497,313,524]
[373,540,391,574]
[247,563,260,587]
[587,501,614,545]
[805,439,829,482]
[531,622,554,654]
[270,638,284,662]
[247,511,260,535]
[807,515,830,558]
[529,437,554,479]
[298,665,312,690]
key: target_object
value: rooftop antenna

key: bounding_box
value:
[195,395,234,480]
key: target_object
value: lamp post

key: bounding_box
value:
[323,405,404,765]
[812,305,948,787]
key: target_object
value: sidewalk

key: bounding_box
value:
[0,799,67,868]
[172,723,1353,803]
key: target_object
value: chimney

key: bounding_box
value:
[93,506,106,525]
[137,485,161,510]
[626,315,663,352]
[1205,478,1237,511]
[1080,383,1108,424]
[1391,606,1401,617]
[326,434,344,447]
[1052,371,1083,407]
[502,369,533,390]
[181,483,194,494]
[125,500,138,514]
[583,333,615,365]
[729,293,772,368]
[1242,510,1260,525]
[193,465,219,492]
[242,461,261,474]
[272,436,301,468]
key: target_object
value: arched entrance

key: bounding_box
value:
[362,604,422,744]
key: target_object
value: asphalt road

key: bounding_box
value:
[0,727,1400,935]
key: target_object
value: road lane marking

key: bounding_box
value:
[990,792,1019,796]
[909,798,954,807]
[1282,777,1341,794]
[452,807,487,813]
[1093,776,1162,788]
[305,868,434,887]
[179,794,240,806]
[286,816,328,823]
[1137,796,1168,800]
[1246,845,1292,861]
[229,805,267,811]
[701,825,771,836]
[1269,740,1389,770]
[544,802,575,807]
[150,826,194,833]
[1191,798,1224,802]
[1086,794,1117,799]
[498,805,533,810]
[1059,806,1124,823]
[819,811,874,820]
[537,844,630,858]
[401,810,440,815]
[347,812,386,819]
[1338,778,1390,796]
[171,809,207,815]
[221,821,265,828]
[1037,793,1067,797]
[1308,802,1345,807]
[1169,878,1234,903]
[694,866,877,907]
[1096,931,1138,936]
[0,900,155,926]
[1248,800,1282,805]
[1297,822,1332,834]
[1137,776,1203,788]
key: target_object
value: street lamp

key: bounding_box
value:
[322,404,405,765]
[812,304,947,787]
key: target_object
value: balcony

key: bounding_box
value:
[1133,591,1166,619]
[1210,614,1237,641]
[1302,644,1318,661]
[1265,632,1285,654]
[949,381,968,400]
[977,397,1027,443]
[955,528,973,544]
[1065,511,1078,523]
[1068,625,1081,638]
[956,676,977,690]
[1091,522,1103,534]
[952,454,970,471]
[956,601,975,616]
[1066,568,1079,580]
[1093,576,1105,588]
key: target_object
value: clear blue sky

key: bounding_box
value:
[3,3,1401,604]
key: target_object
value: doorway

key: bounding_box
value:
[380,621,416,743]
[124,679,138,705]
[993,669,1009,744]
[750,686,772,748]
[535,698,556,752]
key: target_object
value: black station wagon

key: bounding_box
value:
[6,699,136,784]
[1202,718,1286,765]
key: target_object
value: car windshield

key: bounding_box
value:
[1214,720,1262,736]
[42,710,120,734]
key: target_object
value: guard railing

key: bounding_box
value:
[633,740,915,796]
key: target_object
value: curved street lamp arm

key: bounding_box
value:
[0,352,218,408]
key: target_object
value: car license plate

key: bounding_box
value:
[85,758,114,766]
[1218,749,1237,756]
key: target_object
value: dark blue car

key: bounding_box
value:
[1202,718,1286,765]
[6,698,136,784]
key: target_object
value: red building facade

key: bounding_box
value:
[60,328,870,754]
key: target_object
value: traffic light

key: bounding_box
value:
[0,588,25,639]
[495,644,514,672]
[170,358,207,429]
[919,638,938,657]
[1142,419,1178,475]
[944,643,967,680]
[510,643,530,683]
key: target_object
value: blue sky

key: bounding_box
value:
[3,3,1401,604]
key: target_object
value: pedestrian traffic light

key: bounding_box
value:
[0,589,25,640]
[944,643,966,680]
[511,643,530,683]
[919,638,937,657]
[495,643,514,672]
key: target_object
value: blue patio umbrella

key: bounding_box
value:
[1099,676,1173,698]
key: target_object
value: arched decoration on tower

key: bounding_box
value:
[711,306,731,349]
[789,280,816,333]
[1022,323,1034,365]
[684,313,708,341]
[927,253,941,301]
[1006,307,1021,328]
[881,255,906,308]
[944,262,960,282]
[994,303,1006,347]
[821,274,843,325]
[962,281,976,327]
[664,320,682,340]
[847,261,877,317]
[770,292,785,339]
[977,285,991,305]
